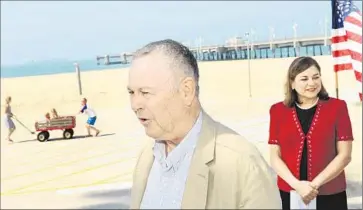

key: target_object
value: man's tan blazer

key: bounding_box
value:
[130,111,281,209]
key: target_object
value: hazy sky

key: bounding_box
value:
[1,1,362,65]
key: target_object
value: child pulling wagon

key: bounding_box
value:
[78,98,100,137]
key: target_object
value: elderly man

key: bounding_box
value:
[127,39,281,209]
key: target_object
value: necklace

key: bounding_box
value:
[296,97,319,110]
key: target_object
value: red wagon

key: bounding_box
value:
[34,116,76,142]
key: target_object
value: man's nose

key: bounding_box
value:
[130,95,144,112]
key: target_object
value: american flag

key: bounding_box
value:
[331,0,362,101]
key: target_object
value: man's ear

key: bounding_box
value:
[180,77,196,106]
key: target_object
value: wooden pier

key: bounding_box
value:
[96,35,332,65]
[188,36,329,53]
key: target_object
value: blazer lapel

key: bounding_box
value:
[130,142,154,209]
[182,111,216,209]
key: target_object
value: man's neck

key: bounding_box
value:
[164,104,202,154]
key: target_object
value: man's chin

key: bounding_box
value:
[145,128,165,140]
[144,127,156,138]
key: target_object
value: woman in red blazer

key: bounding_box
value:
[268,57,353,210]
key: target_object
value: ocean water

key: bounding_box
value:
[1,45,331,78]
[0,59,129,78]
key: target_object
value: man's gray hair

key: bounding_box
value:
[132,39,200,95]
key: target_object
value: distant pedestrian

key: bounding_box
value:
[3,96,16,143]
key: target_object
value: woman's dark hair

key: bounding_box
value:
[283,56,329,107]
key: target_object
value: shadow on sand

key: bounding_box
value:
[79,188,131,209]
[54,171,361,209]
[75,180,362,209]
[346,179,362,199]
[14,133,116,144]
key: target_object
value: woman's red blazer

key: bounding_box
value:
[268,97,354,195]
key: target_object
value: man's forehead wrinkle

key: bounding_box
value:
[129,73,176,92]
[153,73,177,92]
[134,46,188,76]
[148,52,183,87]
[129,48,188,93]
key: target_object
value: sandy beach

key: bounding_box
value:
[1,55,361,208]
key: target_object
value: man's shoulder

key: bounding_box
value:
[212,121,274,178]
[214,121,261,157]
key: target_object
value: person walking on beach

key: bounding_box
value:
[3,96,16,143]
[268,57,353,210]
[78,98,100,137]
[128,39,281,209]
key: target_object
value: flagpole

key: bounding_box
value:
[245,31,252,97]
[331,0,339,99]
[335,71,339,99]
